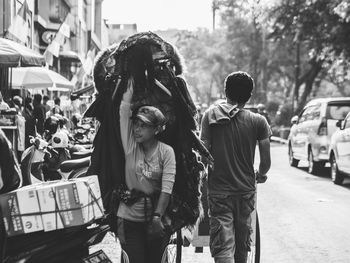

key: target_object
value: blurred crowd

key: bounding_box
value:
[0,91,84,158]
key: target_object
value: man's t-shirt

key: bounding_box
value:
[201,103,271,196]
[33,104,46,135]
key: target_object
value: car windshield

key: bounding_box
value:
[326,101,350,120]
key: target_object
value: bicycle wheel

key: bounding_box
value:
[255,213,260,263]
[161,229,182,263]
[247,212,260,263]
[121,249,130,263]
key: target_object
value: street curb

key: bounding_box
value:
[271,136,288,144]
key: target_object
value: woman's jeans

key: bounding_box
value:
[117,217,170,263]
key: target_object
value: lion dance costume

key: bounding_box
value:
[85,32,212,232]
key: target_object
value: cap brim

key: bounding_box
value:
[135,114,154,126]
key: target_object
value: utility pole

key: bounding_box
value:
[293,41,300,114]
[292,26,301,115]
[2,0,5,37]
[212,0,219,31]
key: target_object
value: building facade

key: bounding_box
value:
[0,0,109,89]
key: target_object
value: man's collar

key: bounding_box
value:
[226,99,245,109]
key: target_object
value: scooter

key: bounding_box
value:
[20,136,91,185]
[72,118,96,145]
[20,136,53,185]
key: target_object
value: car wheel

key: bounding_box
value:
[330,154,344,185]
[288,146,299,167]
[308,149,321,175]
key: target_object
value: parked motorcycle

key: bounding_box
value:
[20,136,91,185]
[70,115,96,146]
[73,123,96,145]
[20,114,92,185]
[1,137,109,263]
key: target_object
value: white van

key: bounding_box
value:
[288,97,350,174]
[329,112,350,184]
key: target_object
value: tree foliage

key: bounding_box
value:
[270,0,350,113]
[174,29,230,105]
[216,0,298,105]
[168,0,350,119]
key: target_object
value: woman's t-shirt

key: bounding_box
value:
[117,100,176,222]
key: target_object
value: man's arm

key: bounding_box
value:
[257,138,271,182]
[200,110,212,165]
[0,167,3,191]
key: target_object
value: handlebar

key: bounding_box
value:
[28,136,58,156]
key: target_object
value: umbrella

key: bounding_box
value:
[0,38,45,67]
[11,67,74,90]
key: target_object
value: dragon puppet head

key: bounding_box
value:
[93,32,184,97]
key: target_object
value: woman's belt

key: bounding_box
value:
[116,184,159,206]
[117,184,160,222]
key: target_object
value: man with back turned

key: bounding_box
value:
[201,71,271,263]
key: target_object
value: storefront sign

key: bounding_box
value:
[41,31,56,45]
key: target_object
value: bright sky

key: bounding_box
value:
[102,0,213,32]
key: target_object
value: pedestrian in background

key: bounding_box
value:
[42,95,51,116]
[257,103,271,125]
[0,91,10,111]
[200,71,271,263]
[33,94,46,135]
[12,96,23,115]
[23,97,36,149]
[12,96,25,158]
[52,97,64,116]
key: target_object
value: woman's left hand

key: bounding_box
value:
[148,216,165,240]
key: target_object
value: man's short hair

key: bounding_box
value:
[54,98,60,105]
[224,71,254,103]
[43,95,49,102]
[33,93,42,102]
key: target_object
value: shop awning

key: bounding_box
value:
[11,67,74,90]
[0,38,45,67]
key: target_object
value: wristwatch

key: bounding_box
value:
[153,212,162,218]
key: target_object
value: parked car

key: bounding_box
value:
[329,112,350,184]
[288,97,350,174]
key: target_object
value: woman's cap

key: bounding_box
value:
[132,105,166,127]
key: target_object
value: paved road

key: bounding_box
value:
[259,143,350,263]
[91,143,350,262]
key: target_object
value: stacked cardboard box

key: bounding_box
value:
[0,175,104,237]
